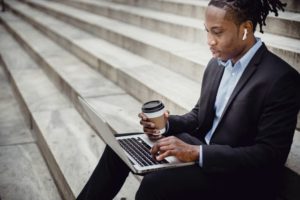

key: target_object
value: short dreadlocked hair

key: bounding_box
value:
[208,0,287,33]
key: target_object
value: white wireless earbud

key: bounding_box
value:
[242,29,248,41]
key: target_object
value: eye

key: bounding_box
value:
[212,30,223,36]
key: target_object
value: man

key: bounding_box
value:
[77,0,300,199]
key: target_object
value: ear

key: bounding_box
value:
[241,20,254,33]
[240,20,254,40]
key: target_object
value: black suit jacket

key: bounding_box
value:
[167,44,300,175]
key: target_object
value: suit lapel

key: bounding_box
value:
[205,62,225,117]
[209,65,225,107]
[198,60,224,135]
[221,63,257,116]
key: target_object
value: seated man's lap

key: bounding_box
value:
[136,164,233,200]
[136,164,273,200]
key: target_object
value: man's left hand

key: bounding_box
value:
[151,136,199,162]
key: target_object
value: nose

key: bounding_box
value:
[207,33,216,46]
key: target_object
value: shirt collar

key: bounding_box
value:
[218,38,263,68]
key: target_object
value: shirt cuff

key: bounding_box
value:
[198,145,203,167]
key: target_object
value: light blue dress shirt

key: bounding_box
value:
[199,38,263,167]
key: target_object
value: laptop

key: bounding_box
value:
[78,96,195,175]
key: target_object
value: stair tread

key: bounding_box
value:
[162,0,209,6]
[0,62,35,146]
[0,48,62,200]
[286,131,300,175]
[0,91,34,146]
[32,108,106,197]
[0,29,71,113]
[9,0,209,82]
[0,7,145,130]
[0,24,140,199]
[256,32,300,53]
[141,0,300,21]
[19,0,300,73]
[0,61,14,101]
[33,0,300,63]
[0,143,62,200]
[109,0,300,41]
[65,0,201,27]
[26,0,211,62]
[2,12,144,132]
[0,10,146,128]
[4,1,201,111]
[74,0,300,25]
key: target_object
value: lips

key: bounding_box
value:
[210,48,219,57]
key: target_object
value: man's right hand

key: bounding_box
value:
[138,111,169,140]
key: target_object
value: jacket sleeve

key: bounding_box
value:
[166,98,200,135]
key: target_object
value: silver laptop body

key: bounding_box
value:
[78,96,194,174]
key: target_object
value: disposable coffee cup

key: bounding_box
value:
[142,100,166,135]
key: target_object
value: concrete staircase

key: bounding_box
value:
[0,48,62,200]
[0,0,299,199]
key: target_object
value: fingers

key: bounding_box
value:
[138,112,148,120]
[151,138,171,151]
[139,112,161,139]
[150,142,160,155]
[150,136,199,162]
[138,113,154,128]
[140,120,155,129]
[151,136,178,160]
[142,124,159,136]
[156,150,175,161]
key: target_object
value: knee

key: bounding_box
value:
[135,175,162,200]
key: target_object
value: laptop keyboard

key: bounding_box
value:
[119,137,169,167]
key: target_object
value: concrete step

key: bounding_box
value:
[18,0,210,82]
[109,0,300,39]
[0,5,143,133]
[0,143,63,200]
[59,0,300,42]
[0,22,140,200]
[109,0,209,19]
[56,0,205,43]
[0,59,62,200]
[0,61,33,146]
[285,0,300,13]
[4,0,201,114]
[21,0,300,73]
[286,131,300,175]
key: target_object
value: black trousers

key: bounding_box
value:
[77,133,278,200]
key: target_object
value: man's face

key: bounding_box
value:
[204,5,245,62]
